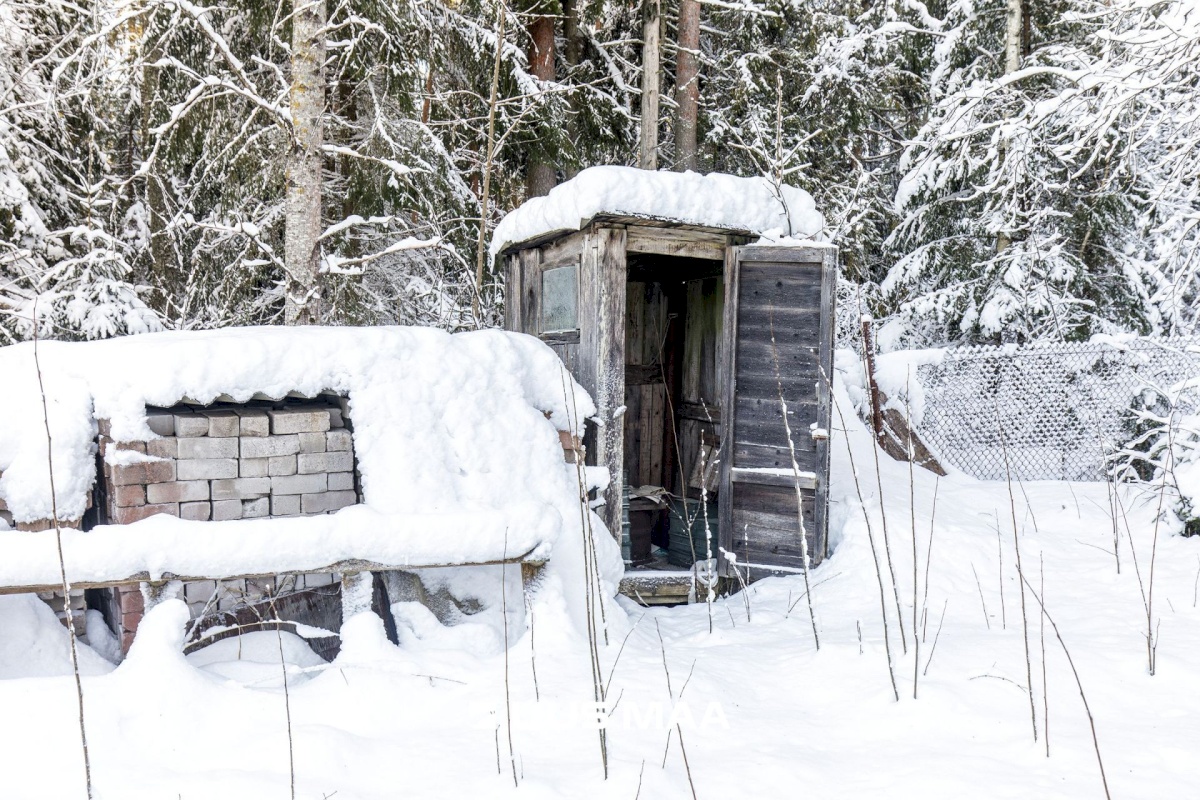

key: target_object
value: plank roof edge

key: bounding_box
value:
[495,213,756,255]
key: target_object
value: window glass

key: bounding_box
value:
[541,264,579,333]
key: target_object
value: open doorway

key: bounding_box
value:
[623,253,723,572]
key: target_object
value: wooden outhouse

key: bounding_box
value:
[499,214,837,580]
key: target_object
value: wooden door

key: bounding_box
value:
[718,244,836,579]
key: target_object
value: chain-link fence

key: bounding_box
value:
[912,338,1200,481]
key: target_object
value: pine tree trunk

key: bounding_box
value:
[562,0,583,180]
[526,14,557,198]
[284,0,326,325]
[674,0,700,172]
[639,0,660,171]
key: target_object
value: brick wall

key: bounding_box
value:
[94,400,359,652]
[101,404,357,524]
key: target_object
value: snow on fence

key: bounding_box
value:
[909,337,1200,481]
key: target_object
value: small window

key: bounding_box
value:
[541,264,579,333]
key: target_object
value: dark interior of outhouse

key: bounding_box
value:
[623,253,723,570]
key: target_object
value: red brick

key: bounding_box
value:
[110,459,176,486]
[118,587,144,614]
[113,484,146,508]
[111,503,179,524]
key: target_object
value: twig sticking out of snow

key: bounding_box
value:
[32,301,93,799]
[500,531,518,788]
[267,590,296,800]
[770,311,818,650]
[824,367,899,702]
[860,317,907,655]
[997,406,1039,744]
[971,563,991,630]
[1021,575,1112,800]
[654,620,698,800]
[906,368,918,698]
[561,367,609,778]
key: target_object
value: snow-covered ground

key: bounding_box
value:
[1,375,1198,799]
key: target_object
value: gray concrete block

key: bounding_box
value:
[146,412,175,437]
[269,408,331,435]
[268,455,297,476]
[298,451,354,475]
[240,457,269,478]
[178,437,239,459]
[242,497,270,518]
[180,501,212,521]
[211,477,271,501]
[270,494,300,516]
[240,435,300,459]
[328,408,345,429]
[212,499,242,521]
[176,458,239,481]
[302,490,357,514]
[184,580,218,604]
[326,429,353,452]
[147,480,211,504]
[146,437,177,459]
[202,410,240,438]
[272,473,326,495]
[328,471,354,492]
[236,409,270,437]
[174,413,209,438]
[299,432,326,453]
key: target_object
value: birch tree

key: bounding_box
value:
[284,0,326,324]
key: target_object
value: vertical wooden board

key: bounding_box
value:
[815,247,836,560]
[625,281,646,366]
[623,381,644,486]
[504,254,521,332]
[648,383,665,487]
[683,280,705,402]
[718,246,740,576]
[520,248,541,335]
[643,282,667,364]
[591,226,627,540]
[702,277,724,404]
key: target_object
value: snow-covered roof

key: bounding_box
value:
[0,327,599,583]
[490,166,826,255]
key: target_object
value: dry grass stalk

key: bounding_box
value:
[770,312,818,649]
[1040,553,1049,758]
[922,600,949,677]
[561,369,610,775]
[825,368,899,701]
[266,590,297,799]
[922,476,940,643]
[996,408,1039,744]
[1022,575,1111,800]
[500,534,518,787]
[32,304,93,799]
[905,369,918,698]
[859,317,907,653]
[654,620,698,800]
[971,563,991,630]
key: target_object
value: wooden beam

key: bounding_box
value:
[0,551,547,598]
[626,226,726,261]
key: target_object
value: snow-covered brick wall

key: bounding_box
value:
[99,402,358,525]
[489,166,826,256]
[0,327,622,630]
